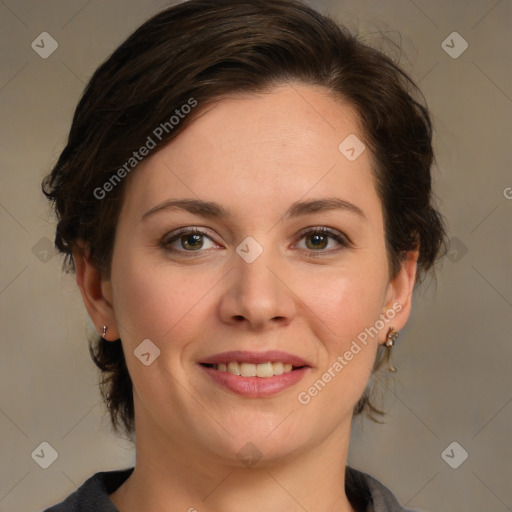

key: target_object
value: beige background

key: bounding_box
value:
[0,1,511,511]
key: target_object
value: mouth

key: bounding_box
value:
[198,351,311,397]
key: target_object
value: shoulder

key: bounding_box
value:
[42,465,419,512]
[41,467,134,512]
[346,465,419,512]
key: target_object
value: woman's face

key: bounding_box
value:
[103,83,415,465]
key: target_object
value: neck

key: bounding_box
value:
[110,418,357,512]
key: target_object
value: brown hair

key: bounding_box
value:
[42,0,447,439]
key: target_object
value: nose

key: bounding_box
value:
[218,240,295,331]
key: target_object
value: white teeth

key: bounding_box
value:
[272,362,284,375]
[213,361,296,377]
[240,363,257,377]
[256,362,273,378]
[227,362,240,376]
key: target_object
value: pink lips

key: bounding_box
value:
[199,350,311,398]
[199,350,309,367]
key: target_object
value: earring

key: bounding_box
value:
[385,327,399,347]
[102,325,108,339]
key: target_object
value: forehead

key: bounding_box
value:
[120,83,381,225]
[182,84,364,162]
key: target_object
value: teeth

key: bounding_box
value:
[227,362,240,376]
[273,362,284,375]
[240,362,257,377]
[213,361,297,377]
[256,362,273,377]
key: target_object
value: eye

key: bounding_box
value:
[162,227,218,255]
[295,227,352,257]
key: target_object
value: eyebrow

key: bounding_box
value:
[141,197,366,221]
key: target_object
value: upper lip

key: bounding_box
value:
[199,350,310,367]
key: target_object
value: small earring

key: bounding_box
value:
[102,325,108,339]
[385,327,399,347]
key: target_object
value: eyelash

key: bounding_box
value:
[161,226,352,258]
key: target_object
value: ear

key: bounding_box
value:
[72,240,120,341]
[379,249,419,344]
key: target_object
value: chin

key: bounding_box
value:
[196,415,312,467]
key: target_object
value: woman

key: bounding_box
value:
[41,0,446,510]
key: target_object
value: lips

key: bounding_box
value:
[198,351,311,397]
[199,350,309,367]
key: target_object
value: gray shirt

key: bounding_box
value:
[42,466,416,511]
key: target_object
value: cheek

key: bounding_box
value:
[304,263,389,345]
[296,264,388,400]
[112,256,204,341]
[109,252,213,407]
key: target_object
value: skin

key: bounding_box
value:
[74,83,418,512]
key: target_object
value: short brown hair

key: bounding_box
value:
[42,0,447,439]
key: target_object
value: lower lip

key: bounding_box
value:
[200,365,310,397]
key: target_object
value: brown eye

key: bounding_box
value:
[163,228,217,255]
[296,227,351,257]
[178,233,204,251]
[304,232,330,250]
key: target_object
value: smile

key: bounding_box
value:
[198,351,310,397]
